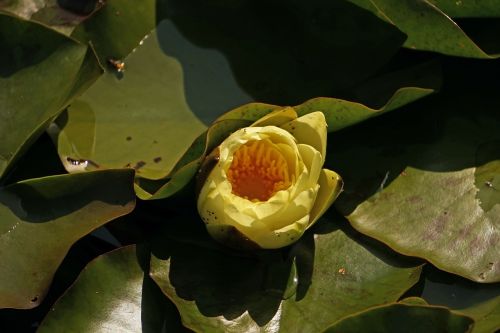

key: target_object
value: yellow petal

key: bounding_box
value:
[280,111,327,162]
[296,143,322,189]
[307,168,343,229]
[255,215,309,249]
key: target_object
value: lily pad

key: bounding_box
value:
[0,13,102,180]
[0,0,103,35]
[458,296,500,333]
[38,245,185,332]
[71,0,157,63]
[324,301,474,333]
[50,19,207,180]
[294,87,435,132]
[428,0,500,18]
[149,213,422,332]
[347,0,500,58]
[0,170,135,309]
[348,166,499,283]
[330,76,500,282]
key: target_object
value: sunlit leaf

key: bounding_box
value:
[38,245,186,333]
[50,20,207,181]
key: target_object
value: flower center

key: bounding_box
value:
[227,140,292,201]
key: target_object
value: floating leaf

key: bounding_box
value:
[324,301,474,333]
[347,0,500,58]
[0,170,135,309]
[348,167,499,283]
[51,20,207,181]
[331,80,500,282]
[0,0,103,35]
[0,13,102,180]
[149,214,422,332]
[71,0,157,63]
[294,87,435,132]
[458,296,500,333]
[38,245,185,332]
[428,0,500,18]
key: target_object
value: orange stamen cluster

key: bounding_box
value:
[227,140,292,201]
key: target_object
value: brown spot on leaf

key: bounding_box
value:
[133,161,146,170]
[153,157,162,163]
[406,195,422,204]
[126,136,132,141]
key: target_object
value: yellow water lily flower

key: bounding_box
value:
[197,107,343,249]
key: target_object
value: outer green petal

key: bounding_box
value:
[251,107,298,127]
[281,111,327,161]
[307,168,343,229]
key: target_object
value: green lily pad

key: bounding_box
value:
[149,213,422,332]
[50,19,207,181]
[0,13,102,180]
[0,170,135,309]
[348,166,499,283]
[324,302,474,333]
[0,0,103,35]
[458,296,500,333]
[347,0,500,58]
[428,0,500,17]
[330,76,500,282]
[38,245,185,332]
[294,87,435,132]
[71,0,157,63]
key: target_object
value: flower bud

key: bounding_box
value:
[197,109,342,249]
